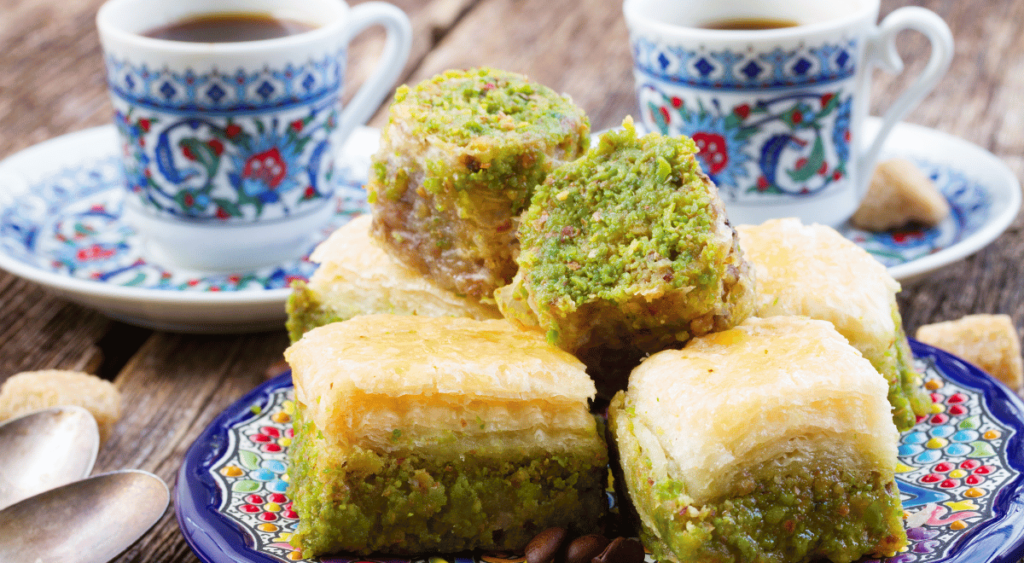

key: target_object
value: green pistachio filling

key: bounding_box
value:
[609,398,906,563]
[866,311,930,431]
[288,409,608,557]
[368,67,590,298]
[497,118,754,363]
[285,282,343,343]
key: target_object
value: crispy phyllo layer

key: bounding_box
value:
[285,315,608,556]
[368,67,590,299]
[608,316,906,563]
[285,215,500,342]
[737,218,929,430]
[496,117,754,378]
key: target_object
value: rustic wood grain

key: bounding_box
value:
[402,0,637,130]
[95,330,290,563]
[2,0,1024,561]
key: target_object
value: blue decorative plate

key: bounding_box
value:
[176,341,1024,563]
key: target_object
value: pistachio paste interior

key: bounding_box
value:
[609,395,907,563]
[287,408,608,557]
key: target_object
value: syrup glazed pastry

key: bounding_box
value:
[608,316,907,563]
[497,117,754,379]
[367,67,590,299]
[737,218,929,430]
[285,315,608,557]
[916,314,1024,391]
[285,215,500,342]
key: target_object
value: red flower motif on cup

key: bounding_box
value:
[692,132,729,175]
[76,244,117,262]
[243,148,287,190]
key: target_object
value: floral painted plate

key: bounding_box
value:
[176,341,1024,563]
[0,125,375,332]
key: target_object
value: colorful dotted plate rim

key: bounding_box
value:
[176,340,1024,563]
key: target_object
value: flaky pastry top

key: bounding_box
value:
[287,315,596,445]
[737,219,901,362]
[624,316,898,505]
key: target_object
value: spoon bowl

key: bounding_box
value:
[0,406,99,510]
[0,469,169,563]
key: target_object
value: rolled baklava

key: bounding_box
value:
[737,218,929,430]
[496,117,754,380]
[608,316,906,563]
[368,67,590,299]
[286,315,608,557]
[286,215,500,342]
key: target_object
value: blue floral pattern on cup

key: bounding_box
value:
[105,54,344,222]
[631,35,860,203]
[105,54,344,113]
[0,147,371,290]
[640,86,853,200]
[631,37,858,91]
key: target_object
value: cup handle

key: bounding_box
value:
[336,2,412,143]
[857,7,953,197]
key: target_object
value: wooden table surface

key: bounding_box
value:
[1,0,1023,561]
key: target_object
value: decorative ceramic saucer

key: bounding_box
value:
[837,118,1020,285]
[0,125,375,332]
[176,341,1024,563]
[0,119,1016,332]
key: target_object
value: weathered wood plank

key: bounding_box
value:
[3,1,1024,562]
[400,0,637,130]
[98,330,291,563]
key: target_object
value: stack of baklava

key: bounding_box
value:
[283,67,926,563]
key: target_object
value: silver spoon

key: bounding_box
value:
[0,406,99,510]
[0,469,169,563]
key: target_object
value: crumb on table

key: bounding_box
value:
[0,369,122,443]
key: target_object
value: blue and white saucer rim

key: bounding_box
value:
[0,119,1017,331]
[0,126,380,306]
[858,118,1020,284]
[628,117,1020,286]
[0,125,378,332]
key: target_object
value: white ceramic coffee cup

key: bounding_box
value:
[97,0,411,271]
[624,0,953,227]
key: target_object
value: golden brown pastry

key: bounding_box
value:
[286,315,607,557]
[609,316,906,563]
[737,218,928,430]
[285,215,501,342]
[916,314,1023,390]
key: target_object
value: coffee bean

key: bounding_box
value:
[525,527,568,563]
[566,534,609,563]
[592,536,645,563]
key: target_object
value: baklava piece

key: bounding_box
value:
[608,316,907,563]
[917,314,1023,391]
[368,67,590,299]
[850,158,950,231]
[496,117,754,379]
[286,215,500,342]
[737,218,929,430]
[286,315,608,557]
